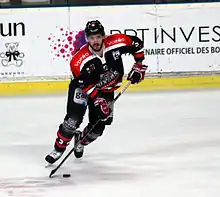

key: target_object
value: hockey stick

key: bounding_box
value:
[49,81,131,178]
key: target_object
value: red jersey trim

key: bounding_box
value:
[104,34,133,48]
[70,44,92,77]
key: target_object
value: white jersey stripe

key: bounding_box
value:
[86,85,96,95]
[104,43,127,53]
[135,49,144,53]
[80,55,95,71]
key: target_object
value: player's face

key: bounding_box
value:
[87,34,104,51]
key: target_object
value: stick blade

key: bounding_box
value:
[49,169,56,178]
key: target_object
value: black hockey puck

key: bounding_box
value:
[63,174,71,178]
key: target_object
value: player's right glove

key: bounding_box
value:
[94,97,110,120]
[127,62,148,84]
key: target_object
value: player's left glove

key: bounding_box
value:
[94,97,111,120]
[127,62,148,84]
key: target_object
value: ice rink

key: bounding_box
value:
[0,89,220,197]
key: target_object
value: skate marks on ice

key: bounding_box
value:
[0,160,139,197]
[45,136,220,184]
[0,175,75,197]
[1,137,220,196]
[0,145,75,197]
[0,147,139,197]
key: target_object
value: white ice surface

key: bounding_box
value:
[0,89,220,197]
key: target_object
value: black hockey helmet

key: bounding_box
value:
[85,20,105,37]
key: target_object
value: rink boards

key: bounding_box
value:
[1,75,220,95]
[1,2,220,95]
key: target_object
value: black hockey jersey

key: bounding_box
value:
[70,33,145,98]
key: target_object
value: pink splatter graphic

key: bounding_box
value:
[71,51,75,56]
[48,27,87,61]
[67,36,73,42]
[60,48,65,53]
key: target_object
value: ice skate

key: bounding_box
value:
[45,149,64,164]
[74,132,84,158]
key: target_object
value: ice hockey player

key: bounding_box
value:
[45,20,147,164]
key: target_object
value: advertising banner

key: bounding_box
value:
[0,3,220,81]
[0,8,71,80]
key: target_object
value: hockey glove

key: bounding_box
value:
[127,63,148,84]
[94,97,110,120]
